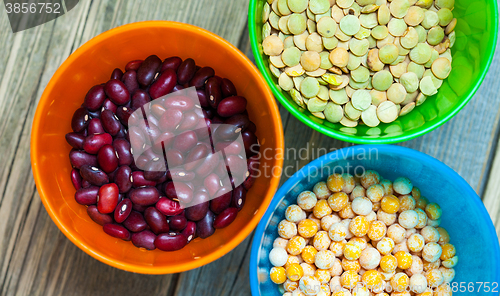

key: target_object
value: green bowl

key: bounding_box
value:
[249,0,498,144]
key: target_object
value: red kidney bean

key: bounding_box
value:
[204,173,222,197]
[217,96,247,117]
[71,108,89,132]
[210,187,232,214]
[132,230,156,250]
[225,113,250,132]
[111,68,123,80]
[128,125,146,153]
[242,130,259,156]
[101,110,122,136]
[83,133,113,154]
[226,154,248,176]
[167,182,193,205]
[206,77,222,109]
[65,132,85,149]
[143,161,167,181]
[189,67,215,89]
[114,165,132,193]
[87,118,105,134]
[184,144,209,171]
[130,171,155,188]
[116,106,133,126]
[214,207,238,229]
[130,186,160,206]
[97,183,119,213]
[197,89,210,108]
[213,124,240,142]
[185,189,210,221]
[87,205,113,225]
[84,85,106,111]
[80,165,109,186]
[122,70,139,93]
[195,152,220,178]
[159,108,183,131]
[112,138,133,166]
[137,55,162,87]
[164,95,195,111]
[221,78,237,97]
[231,185,246,210]
[169,215,188,231]
[155,232,188,251]
[114,198,132,223]
[102,99,118,114]
[69,150,98,169]
[131,89,150,110]
[176,58,196,85]
[247,121,257,134]
[173,131,198,151]
[243,175,255,190]
[156,197,183,216]
[125,60,143,71]
[150,103,166,118]
[75,186,99,205]
[196,210,215,239]
[103,224,131,241]
[161,56,182,72]
[149,69,176,100]
[104,79,130,105]
[182,221,196,242]
[97,144,118,173]
[144,207,169,234]
[71,168,83,190]
[177,111,199,132]
[123,211,148,232]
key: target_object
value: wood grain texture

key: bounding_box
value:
[0,0,499,295]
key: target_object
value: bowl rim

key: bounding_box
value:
[248,0,499,144]
[249,144,500,295]
[31,20,285,274]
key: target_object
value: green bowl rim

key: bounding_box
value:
[248,0,499,144]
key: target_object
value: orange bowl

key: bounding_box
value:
[31,21,284,274]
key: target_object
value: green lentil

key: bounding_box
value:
[372,70,393,91]
[409,43,432,64]
[282,47,301,66]
[400,71,419,92]
[324,102,344,123]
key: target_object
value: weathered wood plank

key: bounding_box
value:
[0,0,252,295]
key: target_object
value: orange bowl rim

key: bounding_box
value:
[31,20,284,274]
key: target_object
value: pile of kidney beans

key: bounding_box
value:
[65,55,260,252]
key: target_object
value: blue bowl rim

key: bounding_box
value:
[249,144,500,296]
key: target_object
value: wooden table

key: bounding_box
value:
[0,0,499,295]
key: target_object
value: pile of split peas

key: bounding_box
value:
[268,170,457,296]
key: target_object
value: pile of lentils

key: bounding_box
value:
[261,0,456,127]
[268,170,457,296]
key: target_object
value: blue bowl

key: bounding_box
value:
[250,145,500,296]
